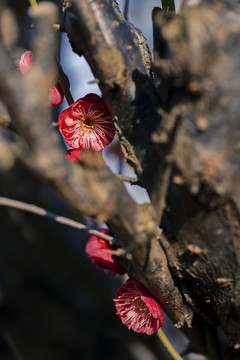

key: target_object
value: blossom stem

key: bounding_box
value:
[156,328,183,360]
[29,0,38,8]
[55,59,74,105]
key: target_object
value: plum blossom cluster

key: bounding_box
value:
[20,52,115,156]
[20,49,163,335]
[58,93,115,153]
[85,230,164,334]
[19,51,69,107]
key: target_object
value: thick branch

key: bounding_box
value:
[0,1,194,328]
[64,0,173,220]
[0,3,149,243]
[153,1,240,346]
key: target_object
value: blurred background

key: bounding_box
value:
[0,0,207,359]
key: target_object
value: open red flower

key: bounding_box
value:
[19,50,69,107]
[58,93,115,151]
[114,278,163,335]
[66,148,81,162]
[85,229,126,276]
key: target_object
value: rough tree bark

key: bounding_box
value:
[0,0,240,359]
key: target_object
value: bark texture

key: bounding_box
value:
[153,2,240,347]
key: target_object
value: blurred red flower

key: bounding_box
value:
[114,278,163,335]
[58,93,115,151]
[19,50,33,73]
[66,148,81,162]
[85,229,126,276]
[19,50,69,107]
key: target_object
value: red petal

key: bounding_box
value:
[66,148,81,162]
[19,51,33,73]
[114,278,163,335]
[49,84,64,107]
[85,229,126,276]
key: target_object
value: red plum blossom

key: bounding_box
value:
[58,94,115,151]
[85,229,126,276]
[114,278,163,335]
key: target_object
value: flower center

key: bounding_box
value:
[82,115,96,130]
[134,296,148,312]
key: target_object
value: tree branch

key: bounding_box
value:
[0,1,194,328]
[153,1,240,346]
[0,196,116,242]
[64,0,171,220]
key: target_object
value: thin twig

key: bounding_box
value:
[115,174,139,184]
[0,196,116,243]
[124,0,129,19]
[53,23,66,33]
[110,228,163,257]
[55,58,74,105]
[88,78,99,84]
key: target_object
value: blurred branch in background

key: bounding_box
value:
[0,196,118,243]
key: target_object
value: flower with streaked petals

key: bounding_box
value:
[58,93,115,151]
[85,229,126,276]
[114,278,163,335]
[19,50,69,107]
[66,148,81,162]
